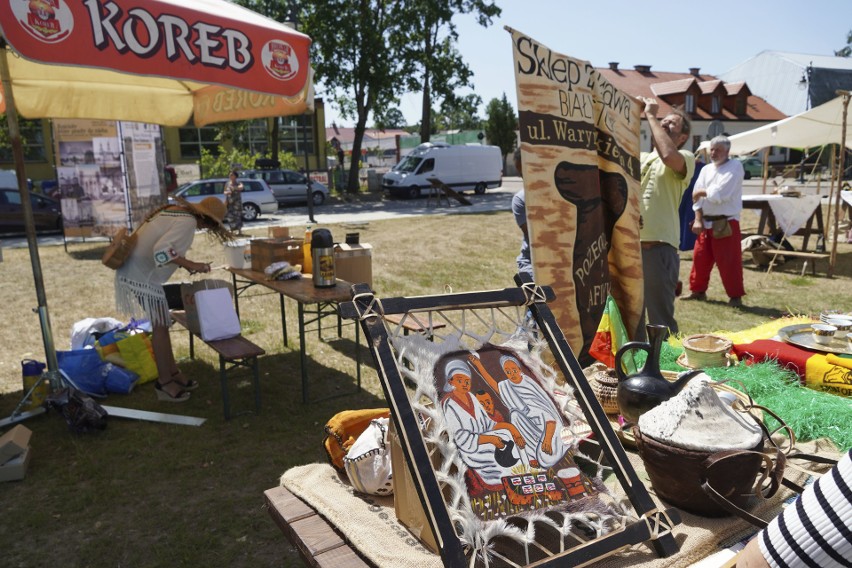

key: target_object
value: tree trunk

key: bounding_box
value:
[348,114,370,194]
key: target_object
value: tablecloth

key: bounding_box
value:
[743,194,822,237]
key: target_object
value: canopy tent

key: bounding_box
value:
[0,0,313,377]
[698,93,851,277]
[698,95,852,155]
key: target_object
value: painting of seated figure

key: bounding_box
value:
[436,343,597,521]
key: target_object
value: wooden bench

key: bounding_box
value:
[264,486,371,568]
[765,249,830,276]
[170,310,266,420]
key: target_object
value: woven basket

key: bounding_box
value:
[585,363,620,415]
[682,334,733,368]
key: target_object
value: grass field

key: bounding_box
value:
[0,204,850,567]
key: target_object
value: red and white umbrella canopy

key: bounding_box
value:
[0,0,313,125]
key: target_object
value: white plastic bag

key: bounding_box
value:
[70,317,124,350]
[194,287,241,341]
[343,417,393,496]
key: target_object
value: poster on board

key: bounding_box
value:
[53,120,167,237]
[509,29,644,364]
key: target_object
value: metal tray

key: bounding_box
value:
[778,323,852,355]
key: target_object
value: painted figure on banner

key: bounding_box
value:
[552,162,629,361]
[437,344,595,521]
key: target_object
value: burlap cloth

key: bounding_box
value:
[280,438,840,568]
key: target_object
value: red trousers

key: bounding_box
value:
[689,219,746,299]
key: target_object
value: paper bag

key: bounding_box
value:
[195,287,241,341]
[180,279,233,336]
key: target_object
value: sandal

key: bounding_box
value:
[172,372,199,391]
[155,380,191,402]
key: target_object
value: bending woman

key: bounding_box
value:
[115,197,231,402]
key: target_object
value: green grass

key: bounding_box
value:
[0,205,850,566]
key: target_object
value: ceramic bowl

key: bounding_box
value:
[826,317,852,338]
[812,324,837,345]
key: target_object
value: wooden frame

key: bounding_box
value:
[339,274,681,567]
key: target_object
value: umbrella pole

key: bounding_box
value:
[0,43,59,373]
[828,90,850,278]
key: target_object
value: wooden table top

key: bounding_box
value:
[227,267,354,304]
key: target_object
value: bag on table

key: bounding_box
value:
[195,286,241,341]
[323,408,390,472]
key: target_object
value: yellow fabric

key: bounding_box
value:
[639,150,696,247]
[3,48,313,127]
[806,355,852,397]
[826,353,852,370]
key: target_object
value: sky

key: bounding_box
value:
[319,0,852,128]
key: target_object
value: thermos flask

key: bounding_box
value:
[311,228,335,287]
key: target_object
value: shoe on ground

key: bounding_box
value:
[729,297,743,307]
[681,292,707,301]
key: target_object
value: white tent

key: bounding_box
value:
[698,95,852,155]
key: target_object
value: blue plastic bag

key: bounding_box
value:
[57,349,109,396]
[103,363,139,395]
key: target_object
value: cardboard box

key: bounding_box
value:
[334,243,373,287]
[0,424,32,465]
[250,238,304,272]
[179,280,234,336]
[388,420,439,554]
[268,226,290,239]
[0,445,32,482]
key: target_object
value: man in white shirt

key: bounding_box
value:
[682,135,746,306]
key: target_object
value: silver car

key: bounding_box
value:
[240,169,329,206]
[171,178,278,221]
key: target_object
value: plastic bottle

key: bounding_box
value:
[302,225,313,274]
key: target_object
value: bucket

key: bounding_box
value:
[224,239,251,269]
[21,359,49,410]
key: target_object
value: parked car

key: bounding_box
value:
[170,178,277,222]
[240,168,329,206]
[737,157,764,180]
[0,187,63,233]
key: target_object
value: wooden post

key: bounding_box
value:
[828,91,850,278]
[761,147,770,194]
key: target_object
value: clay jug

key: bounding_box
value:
[614,324,699,423]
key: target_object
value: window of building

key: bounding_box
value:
[685,94,695,113]
[711,96,720,114]
[735,96,746,115]
[279,117,314,156]
[178,126,220,159]
[0,118,46,162]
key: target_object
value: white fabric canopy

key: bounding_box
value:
[699,96,852,155]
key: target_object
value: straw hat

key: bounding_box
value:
[179,196,227,226]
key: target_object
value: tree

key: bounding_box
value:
[836,29,852,57]
[398,1,500,143]
[440,93,483,130]
[484,94,517,168]
[302,1,404,193]
[373,108,407,130]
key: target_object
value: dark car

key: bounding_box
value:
[0,188,63,234]
[240,168,329,206]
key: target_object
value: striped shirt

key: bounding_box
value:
[758,450,852,567]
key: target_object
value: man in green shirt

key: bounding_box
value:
[638,97,695,336]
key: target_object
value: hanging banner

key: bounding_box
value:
[121,122,167,228]
[509,28,644,365]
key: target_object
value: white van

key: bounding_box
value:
[382,143,503,198]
